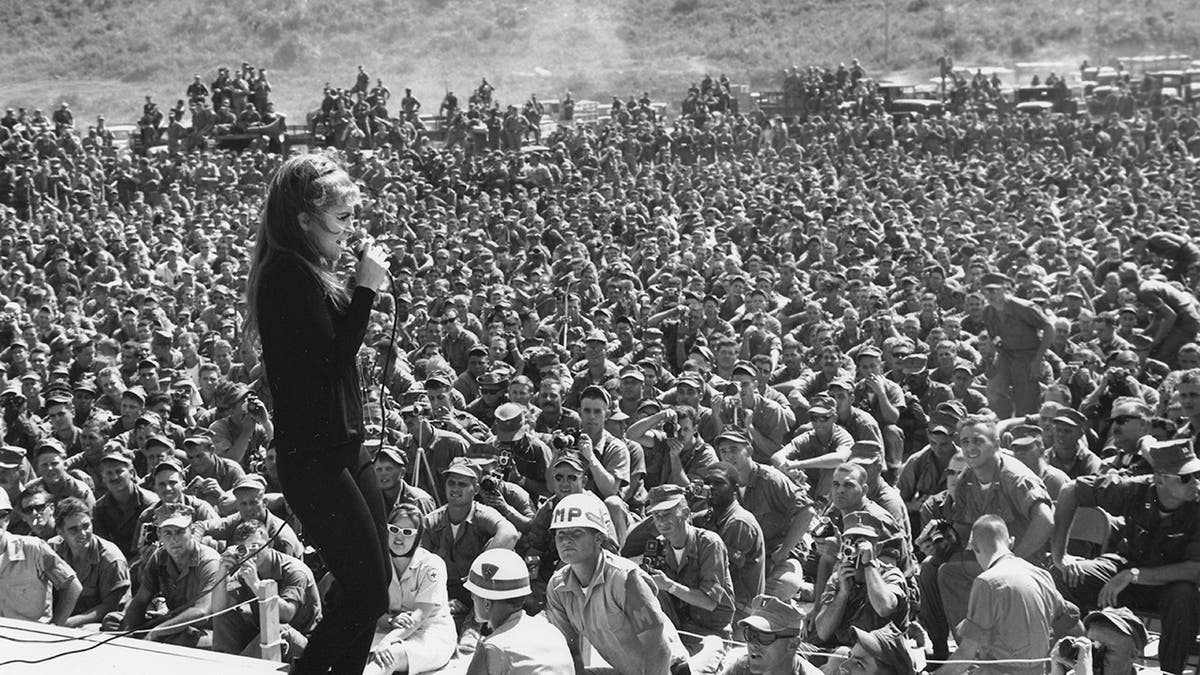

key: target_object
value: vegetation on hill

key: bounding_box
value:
[2,0,1199,122]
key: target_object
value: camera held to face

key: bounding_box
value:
[1057,637,1107,675]
[642,537,667,573]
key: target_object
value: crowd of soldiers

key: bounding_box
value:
[0,56,1199,675]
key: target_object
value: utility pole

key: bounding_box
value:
[883,0,891,67]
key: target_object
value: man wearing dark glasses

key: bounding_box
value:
[1098,398,1153,475]
[694,593,823,675]
[1050,438,1200,674]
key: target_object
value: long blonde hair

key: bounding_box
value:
[244,154,360,341]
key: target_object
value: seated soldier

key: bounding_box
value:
[15,485,57,539]
[519,452,622,608]
[812,511,909,647]
[182,427,245,510]
[104,502,221,647]
[28,439,95,509]
[374,443,436,517]
[0,488,82,625]
[462,548,574,674]
[1050,438,1200,675]
[196,474,303,558]
[467,442,535,533]
[131,459,218,561]
[92,445,158,560]
[642,484,737,638]
[421,457,519,623]
[51,497,130,628]
[212,519,319,658]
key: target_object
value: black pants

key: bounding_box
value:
[278,441,390,675]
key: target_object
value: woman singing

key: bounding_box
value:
[246,153,392,674]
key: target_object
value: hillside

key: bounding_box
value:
[2,0,1199,124]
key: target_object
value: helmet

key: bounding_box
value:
[463,549,531,601]
[549,492,609,532]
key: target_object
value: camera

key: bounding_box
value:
[841,540,864,567]
[141,522,158,547]
[662,417,678,438]
[479,470,504,495]
[642,537,667,572]
[686,479,709,501]
[550,429,580,453]
[247,395,266,414]
[1057,637,1107,673]
[184,476,204,496]
[720,383,740,396]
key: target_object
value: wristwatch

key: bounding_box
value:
[1129,568,1141,584]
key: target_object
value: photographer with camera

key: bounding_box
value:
[1051,607,1150,675]
[626,403,720,492]
[165,377,199,429]
[1050,438,1200,674]
[212,518,319,657]
[712,361,791,463]
[468,442,535,532]
[642,483,737,638]
[1,384,41,453]
[812,509,909,648]
[934,515,1080,675]
[491,402,552,499]
[182,427,245,509]
[397,400,471,504]
[1080,351,1159,420]
[107,502,221,646]
[208,381,273,470]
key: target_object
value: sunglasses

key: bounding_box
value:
[1175,472,1200,484]
[743,626,799,646]
[387,525,418,537]
[811,414,834,422]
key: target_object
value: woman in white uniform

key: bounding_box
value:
[364,504,457,675]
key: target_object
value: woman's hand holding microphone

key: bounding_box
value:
[355,238,391,292]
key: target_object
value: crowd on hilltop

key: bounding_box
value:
[1,57,1200,675]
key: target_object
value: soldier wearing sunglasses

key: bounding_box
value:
[1050,438,1200,674]
[691,594,823,675]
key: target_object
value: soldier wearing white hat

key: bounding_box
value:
[463,548,573,674]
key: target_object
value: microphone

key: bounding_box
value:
[350,234,373,261]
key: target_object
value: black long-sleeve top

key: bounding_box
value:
[257,253,375,451]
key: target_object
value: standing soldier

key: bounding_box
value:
[981,272,1055,417]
